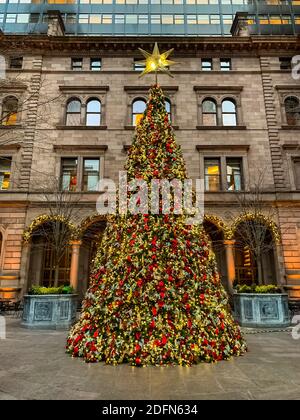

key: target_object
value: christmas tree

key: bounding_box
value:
[66,85,247,366]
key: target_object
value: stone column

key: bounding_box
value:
[69,240,81,291]
[19,241,32,296]
[223,240,236,294]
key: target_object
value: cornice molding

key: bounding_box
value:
[196,125,247,130]
[0,84,27,92]
[53,145,108,151]
[0,34,298,56]
[56,125,108,130]
[196,145,250,151]
[281,125,300,130]
[0,142,22,150]
[275,85,300,91]
[282,143,300,149]
[124,86,178,92]
[194,86,243,92]
[59,85,109,93]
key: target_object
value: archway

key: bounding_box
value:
[203,220,228,291]
[233,221,277,286]
[26,220,73,289]
[77,217,106,300]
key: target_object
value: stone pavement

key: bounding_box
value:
[0,317,300,400]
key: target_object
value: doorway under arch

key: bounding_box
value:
[77,218,106,300]
[234,222,277,286]
[203,220,228,292]
[27,221,72,289]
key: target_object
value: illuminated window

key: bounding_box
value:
[138,15,148,24]
[202,58,213,71]
[222,99,237,126]
[174,15,184,25]
[1,96,18,126]
[165,99,171,121]
[115,15,125,24]
[198,15,209,24]
[66,99,81,126]
[47,0,76,3]
[71,58,83,70]
[132,99,146,126]
[259,15,269,24]
[204,158,221,192]
[134,58,146,71]
[202,99,217,126]
[79,14,89,24]
[281,15,291,24]
[0,157,12,191]
[61,158,78,192]
[86,99,101,126]
[102,15,112,24]
[83,158,100,191]
[90,15,101,24]
[269,15,282,24]
[226,158,243,191]
[285,96,300,126]
[222,15,233,25]
[90,58,101,71]
[220,58,231,71]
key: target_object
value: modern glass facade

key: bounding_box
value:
[0,0,299,35]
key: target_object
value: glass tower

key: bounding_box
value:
[0,0,299,36]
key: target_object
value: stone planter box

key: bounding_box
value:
[233,293,290,328]
[22,294,78,329]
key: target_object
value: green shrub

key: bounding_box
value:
[29,285,74,295]
[236,284,253,294]
[236,284,281,294]
[254,285,281,294]
[61,285,74,294]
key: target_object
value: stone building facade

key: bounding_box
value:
[0,14,299,301]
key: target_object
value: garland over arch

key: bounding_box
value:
[23,214,77,243]
[203,214,231,239]
[76,213,107,237]
[229,212,281,243]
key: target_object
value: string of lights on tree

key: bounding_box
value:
[65,44,247,366]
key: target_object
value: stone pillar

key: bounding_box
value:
[69,240,81,291]
[223,240,236,294]
[19,241,32,296]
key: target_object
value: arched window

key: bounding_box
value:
[86,99,101,126]
[202,99,217,126]
[132,99,146,126]
[222,99,237,126]
[165,99,171,121]
[66,99,81,126]
[285,96,300,126]
[1,96,18,126]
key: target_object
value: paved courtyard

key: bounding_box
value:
[0,317,300,400]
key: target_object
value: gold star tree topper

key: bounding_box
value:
[137,42,177,81]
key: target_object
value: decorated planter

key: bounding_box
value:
[233,293,290,328]
[22,294,78,329]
